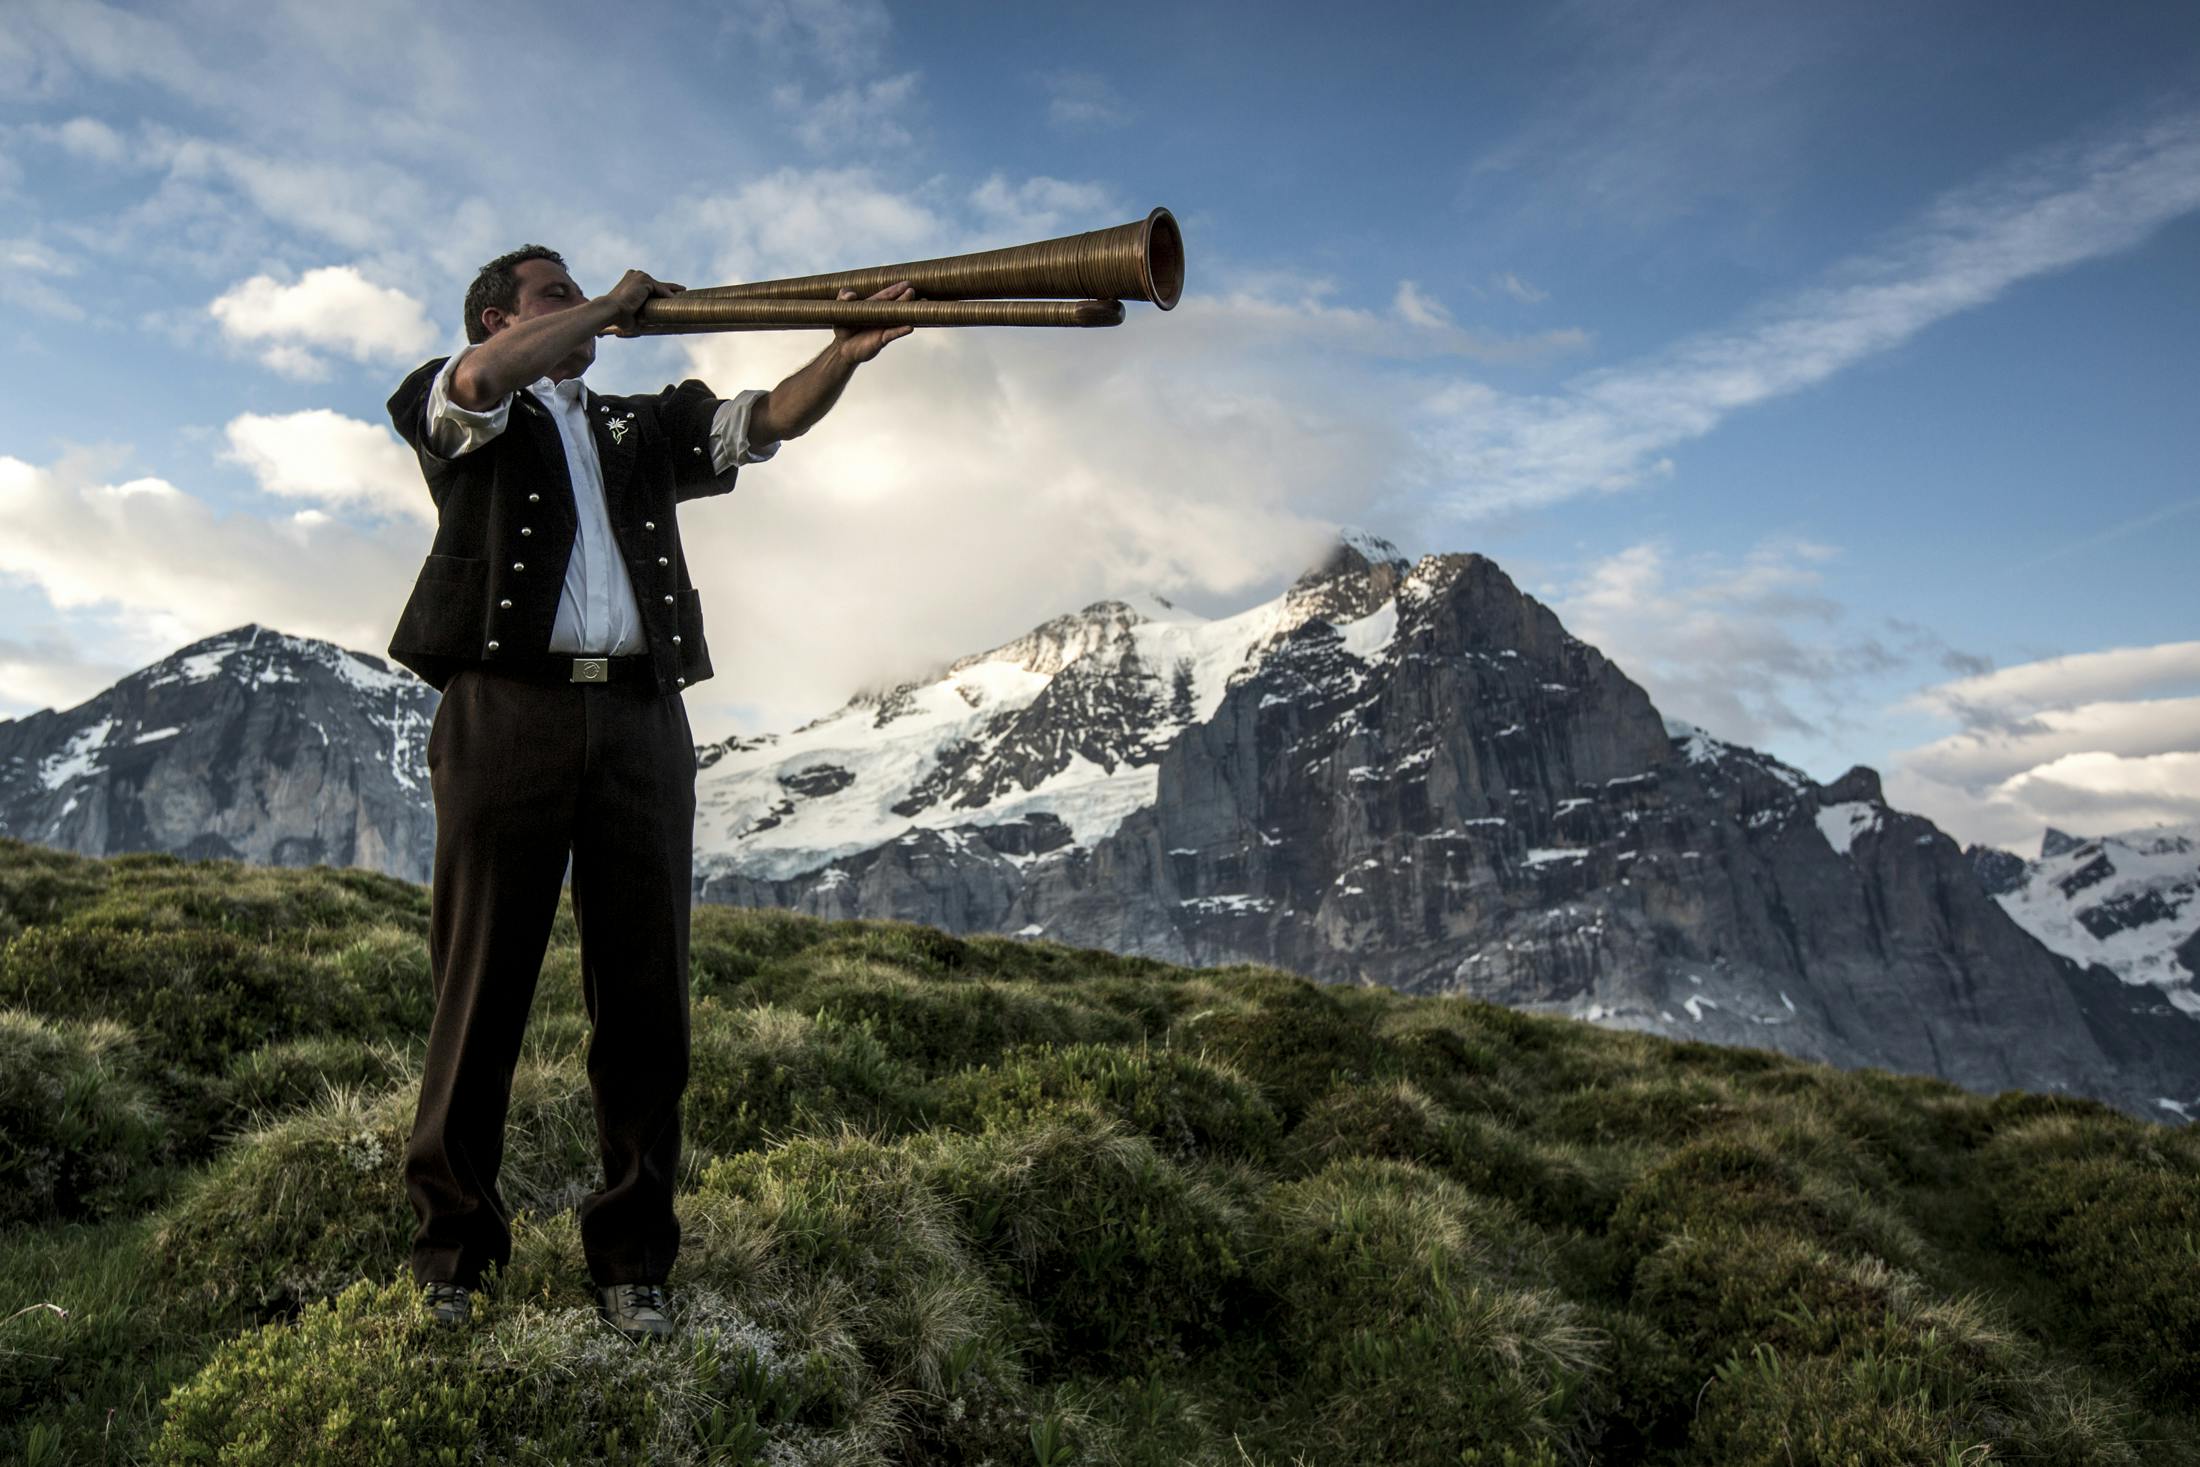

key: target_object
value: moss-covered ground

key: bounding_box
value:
[2,836,2195,1464]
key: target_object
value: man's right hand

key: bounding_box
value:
[600,270,686,337]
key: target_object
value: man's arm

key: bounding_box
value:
[746,282,915,445]
[448,270,681,409]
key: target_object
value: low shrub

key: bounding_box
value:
[1444,1113,1623,1234]
[153,1057,600,1320]
[937,1040,1281,1163]
[151,1278,837,1467]
[0,926,353,1081]
[1608,1128,1921,1269]
[1173,974,1382,1121]
[1661,1241,2147,1465]
[792,962,1130,1074]
[1250,1158,1593,1465]
[0,1009,165,1223]
[919,1109,1251,1373]
[691,1133,1033,1461]
[220,1035,412,1124]
[1984,1115,2200,1394]
[683,1001,926,1160]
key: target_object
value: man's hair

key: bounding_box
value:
[463,245,565,345]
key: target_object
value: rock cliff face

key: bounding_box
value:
[703,548,2200,1119]
[0,627,437,882]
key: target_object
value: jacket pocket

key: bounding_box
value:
[675,587,713,683]
[391,555,488,658]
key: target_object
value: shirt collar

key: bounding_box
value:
[527,376,589,408]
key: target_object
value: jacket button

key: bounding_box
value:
[663,594,674,605]
[677,677,686,686]
[520,527,532,537]
[512,562,524,572]
[657,556,669,566]
[528,493,540,503]
[692,446,703,456]
[672,634,682,645]
[644,520,656,531]
[487,640,500,652]
[498,599,512,610]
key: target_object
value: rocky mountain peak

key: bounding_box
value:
[0,626,436,880]
[952,599,1149,679]
[2042,827,2091,859]
[1822,766,1885,806]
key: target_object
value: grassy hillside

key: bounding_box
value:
[2,836,2196,1465]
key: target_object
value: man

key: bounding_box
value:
[384,246,910,1339]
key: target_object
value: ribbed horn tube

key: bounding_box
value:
[633,297,1126,332]
[681,207,1183,310]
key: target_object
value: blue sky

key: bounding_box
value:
[2,0,2195,850]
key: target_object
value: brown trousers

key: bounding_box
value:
[404,667,696,1288]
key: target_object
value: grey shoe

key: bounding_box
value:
[596,1283,673,1341]
[422,1282,472,1329]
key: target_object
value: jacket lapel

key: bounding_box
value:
[586,391,638,518]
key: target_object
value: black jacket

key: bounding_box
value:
[385,357,735,694]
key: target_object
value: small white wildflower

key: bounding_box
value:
[338,1130,385,1173]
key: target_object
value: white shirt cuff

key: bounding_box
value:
[710,389,780,472]
[423,348,513,459]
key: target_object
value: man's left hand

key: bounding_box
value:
[833,282,916,363]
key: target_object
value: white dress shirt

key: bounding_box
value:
[423,351,777,655]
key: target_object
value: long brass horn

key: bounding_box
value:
[633,207,1182,333]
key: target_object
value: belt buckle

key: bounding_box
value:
[570,657,609,684]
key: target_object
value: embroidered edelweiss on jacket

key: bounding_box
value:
[598,407,637,445]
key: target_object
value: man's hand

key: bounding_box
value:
[601,270,686,337]
[831,281,916,364]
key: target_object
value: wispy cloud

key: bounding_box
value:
[1045,72,1130,130]
[1426,108,2200,515]
[1887,642,2200,848]
[1547,537,1975,754]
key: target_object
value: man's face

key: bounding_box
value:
[485,257,595,375]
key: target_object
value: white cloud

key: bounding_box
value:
[970,175,1120,243]
[1428,109,2200,515]
[684,167,946,288]
[1911,641,2200,725]
[0,452,420,709]
[668,308,1375,732]
[222,411,431,524]
[1887,647,2200,850]
[208,266,437,378]
[1393,281,1453,330]
[40,115,129,164]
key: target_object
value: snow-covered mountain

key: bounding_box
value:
[0,626,436,881]
[1971,825,2200,1015]
[697,541,2200,1119]
[5,545,2195,1118]
[692,540,1404,882]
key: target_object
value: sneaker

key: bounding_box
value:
[596,1283,673,1341]
[421,1282,472,1329]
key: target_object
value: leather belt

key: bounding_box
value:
[484,655,651,685]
